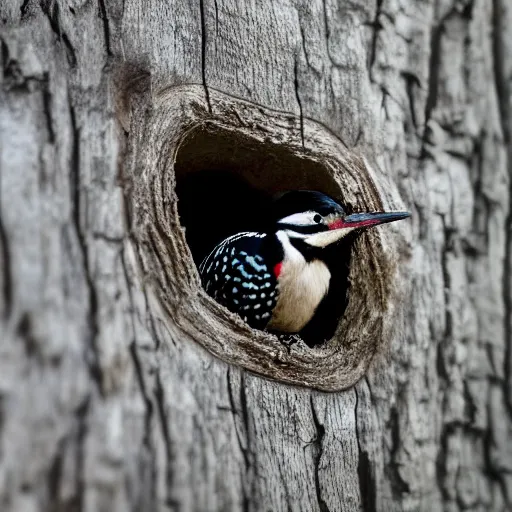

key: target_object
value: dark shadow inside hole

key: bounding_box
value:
[174,125,351,345]
[175,125,342,263]
[176,170,272,265]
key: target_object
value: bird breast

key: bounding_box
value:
[267,232,331,333]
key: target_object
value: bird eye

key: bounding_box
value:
[313,214,322,224]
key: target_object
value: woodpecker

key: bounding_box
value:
[199,190,410,345]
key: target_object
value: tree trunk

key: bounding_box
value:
[1,0,511,511]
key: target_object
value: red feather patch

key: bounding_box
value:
[273,262,283,278]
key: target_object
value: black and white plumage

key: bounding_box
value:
[199,232,282,329]
[199,190,410,345]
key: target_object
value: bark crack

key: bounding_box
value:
[69,103,103,393]
[41,0,77,68]
[366,0,383,80]
[298,22,311,70]
[199,0,212,113]
[144,288,163,351]
[436,423,453,502]
[387,403,410,496]
[47,437,64,508]
[20,0,30,18]
[16,313,41,360]
[227,368,250,468]
[122,245,154,449]
[354,386,376,512]
[321,0,344,69]
[213,0,219,36]
[42,75,55,144]
[154,372,179,510]
[239,370,253,512]
[310,395,330,512]
[0,195,11,319]
[293,56,305,149]
[483,398,509,504]
[129,341,153,445]
[422,22,443,148]
[98,0,112,57]
[401,71,421,130]
[492,0,512,415]
[74,395,91,512]
[440,214,453,342]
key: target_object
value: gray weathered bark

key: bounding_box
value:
[1,0,511,511]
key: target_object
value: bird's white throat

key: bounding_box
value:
[267,231,331,332]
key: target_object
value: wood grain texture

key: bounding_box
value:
[0,0,511,511]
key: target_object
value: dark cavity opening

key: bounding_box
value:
[175,124,341,264]
[174,124,350,345]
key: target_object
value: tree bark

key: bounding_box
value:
[1,0,511,511]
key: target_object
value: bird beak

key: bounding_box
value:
[306,211,410,247]
[331,211,411,230]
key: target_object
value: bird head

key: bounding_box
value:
[273,190,410,248]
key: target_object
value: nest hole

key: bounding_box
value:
[126,85,403,389]
[174,124,354,346]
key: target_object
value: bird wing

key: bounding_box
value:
[200,233,279,329]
